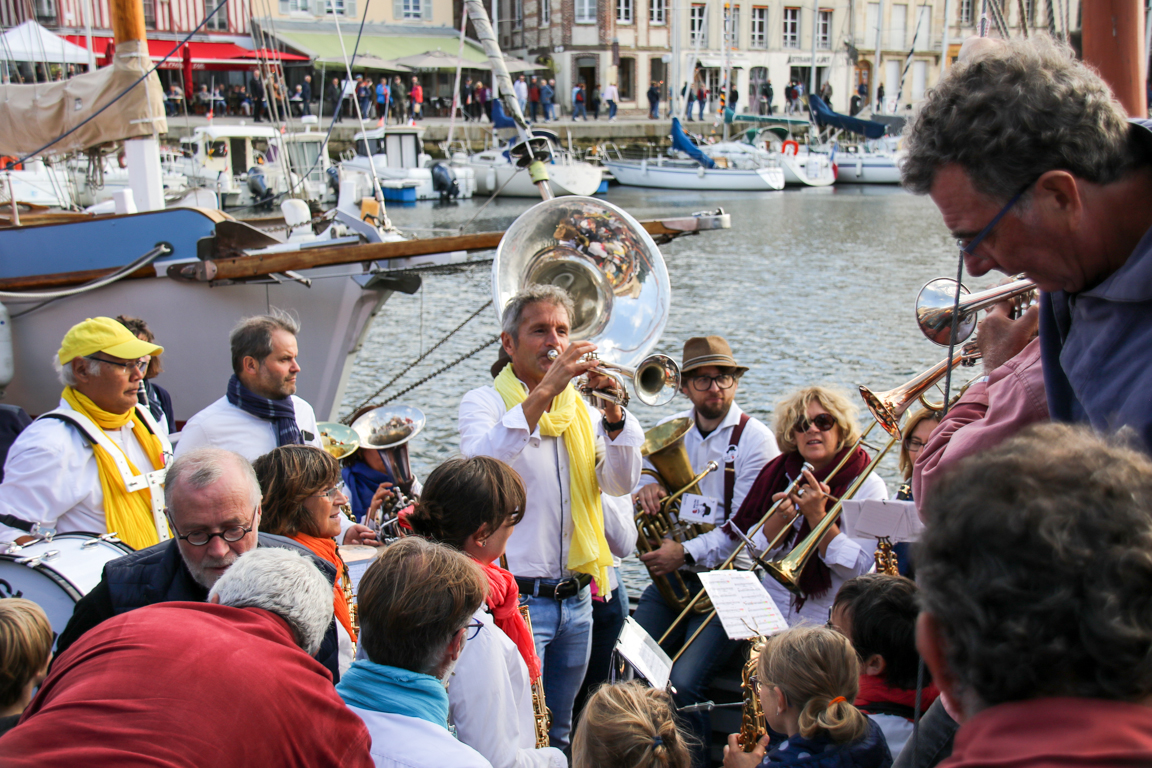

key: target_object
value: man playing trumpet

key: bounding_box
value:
[459,285,643,750]
[632,336,779,767]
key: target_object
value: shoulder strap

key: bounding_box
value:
[723,413,752,518]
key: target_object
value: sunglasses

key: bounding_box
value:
[793,413,836,434]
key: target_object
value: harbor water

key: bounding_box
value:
[338,185,994,593]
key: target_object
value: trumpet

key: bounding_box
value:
[915,276,1037,346]
[546,348,680,407]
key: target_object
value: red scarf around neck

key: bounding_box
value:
[856,673,940,719]
[476,559,542,682]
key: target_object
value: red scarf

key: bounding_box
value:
[291,533,357,644]
[723,446,870,602]
[855,674,939,720]
[476,559,542,682]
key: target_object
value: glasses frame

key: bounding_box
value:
[86,355,149,374]
[956,183,1033,256]
[464,618,484,641]
[793,413,836,434]
[168,505,259,546]
[904,436,928,451]
[688,373,737,392]
[311,481,349,501]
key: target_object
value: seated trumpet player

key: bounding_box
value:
[407,455,567,768]
[458,285,643,749]
[632,336,779,766]
[723,386,887,626]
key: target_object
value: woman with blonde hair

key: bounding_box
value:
[722,387,887,625]
[723,625,892,768]
[0,598,53,737]
[572,680,693,768]
[896,408,940,495]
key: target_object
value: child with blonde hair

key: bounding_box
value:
[572,680,694,768]
[724,625,892,768]
[0,599,54,737]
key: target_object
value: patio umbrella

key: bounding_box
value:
[392,49,486,72]
[318,52,411,72]
[182,44,193,95]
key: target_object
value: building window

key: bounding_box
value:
[913,4,930,47]
[142,0,156,28]
[616,0,632,23]
[401,0,421,18]
[817,9,831,49]
[865,2,878,47]
[286,0,309,11]
[619,56,635,100]
[542,0,550,23]
[575,0,596,23]
[782,7,799,48]
[959,0,972,24]
[724,5,739,48]
[750,6,767,47]
[33,0,55,24]
[1023,0,1035,23]
[326,0,346,14]
[514,0,523,28]
[690,3,707,45]
[205,0,227,29]
[649,0,665,24]
[891,3,906,49]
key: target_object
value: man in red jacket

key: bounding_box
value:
[0,548,374,767]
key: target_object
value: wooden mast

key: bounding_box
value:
[112,0,167,211]
[1081,0,1147,117]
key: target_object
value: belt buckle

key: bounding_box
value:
[555,577,578,599]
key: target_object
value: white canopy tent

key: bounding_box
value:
[0,20,92,64]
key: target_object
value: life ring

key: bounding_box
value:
[781,140,800,156]
[0,156,22,171]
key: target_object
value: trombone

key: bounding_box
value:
[915,276,1037,346]
[858,342,981,437]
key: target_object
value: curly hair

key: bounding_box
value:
[772,386,862,456]
[572,681,694,768]
[759,625,867,744]
[252,445,341,538]
[406,456,526,550]
[901,35,1141,203]
[917,423,1152,708]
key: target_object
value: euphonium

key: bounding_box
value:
[518,604,552,748]
[319,422,361,522]
[634,418,719,614]
[737,637,768,751]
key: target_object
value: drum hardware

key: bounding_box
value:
[16,550,59,567]
[82,532,122,548]
[915,276,1037,346]
[546,349,681,408]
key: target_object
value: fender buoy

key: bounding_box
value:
[781,140,800,156]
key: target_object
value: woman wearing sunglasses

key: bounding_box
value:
[407,455,568,768]
[723,387,888,626]
[253,445,359,680]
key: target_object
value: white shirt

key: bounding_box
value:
[0,399,164,543]
[871,713,914,759]
[458,384,643,580]
[602,84,619,102]
[752,472,888,626]
[174,395,322,462]
[636,404,779,570]
[348,706,493,768]
[449,608,568,768]
[514,80,529,100]
[601,492,638,589]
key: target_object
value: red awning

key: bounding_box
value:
[63,36,301,71]
[237,48,310,62]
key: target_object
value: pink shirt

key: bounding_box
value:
[913,338,1048,516]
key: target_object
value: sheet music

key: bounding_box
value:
[841,499,923,543]
[338,545,379,593]
[697,571,788,640]
[614,617,673,689]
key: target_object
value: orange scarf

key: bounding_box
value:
[291,532,357,644]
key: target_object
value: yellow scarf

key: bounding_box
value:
[62,387,167,550]
[494,364,612,592]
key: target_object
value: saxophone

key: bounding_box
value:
[738,637,768,751]
[341,560,360,635]
[518,604,552,748]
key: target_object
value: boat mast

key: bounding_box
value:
[112,0,165,210]
[1081,0,1146,116]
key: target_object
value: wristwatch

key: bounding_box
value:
[602,413,626,431]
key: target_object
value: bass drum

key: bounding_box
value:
[0,533,134,642]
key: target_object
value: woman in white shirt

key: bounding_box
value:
[406,456,568,768]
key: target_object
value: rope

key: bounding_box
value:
[376,336,498,406]
[343,298,493,417]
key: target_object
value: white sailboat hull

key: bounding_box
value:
[833,153,902,184]
[603,159,785,191]
[470,157,603,197]
[780,152,837,187]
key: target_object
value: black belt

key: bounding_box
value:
[516,574,592,600]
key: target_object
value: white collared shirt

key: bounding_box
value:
[0,399,164,542]
[458,384,643,580]
[449,608,568,768]
[348,706,493,768]
[637,404,779,569]
[174,395,322,462]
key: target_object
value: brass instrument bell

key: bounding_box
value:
[915,276,1037,346]
[317,422,361,460]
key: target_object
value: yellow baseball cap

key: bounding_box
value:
[58,317,164,365]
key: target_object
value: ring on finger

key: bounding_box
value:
[797,488,806,498]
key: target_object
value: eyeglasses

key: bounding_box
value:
[689,374,736,392]
[956,183,1032,256]
[86,355,149,374]
[904,437,928,451]
[311,482,348,500]
[464,618,484,641]
[168,506,258,546]
[793,413,836,434]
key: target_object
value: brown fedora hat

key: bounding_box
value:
[680,335,749,376]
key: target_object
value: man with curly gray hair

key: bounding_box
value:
[902,35,1152,455]
[916,423,1152,766]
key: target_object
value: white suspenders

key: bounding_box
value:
[42,405,172,542]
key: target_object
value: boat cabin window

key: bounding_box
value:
[206,140,228,158]
[287,141,324,181]
[356,138,385,156]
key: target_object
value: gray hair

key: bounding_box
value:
[500,284,575,338]
[901,35,1142,203]
[229,309,300,376]
[164,447,262,513]
[208,548,333,655]
[917,424,1152,709]
[54,355,101,387]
